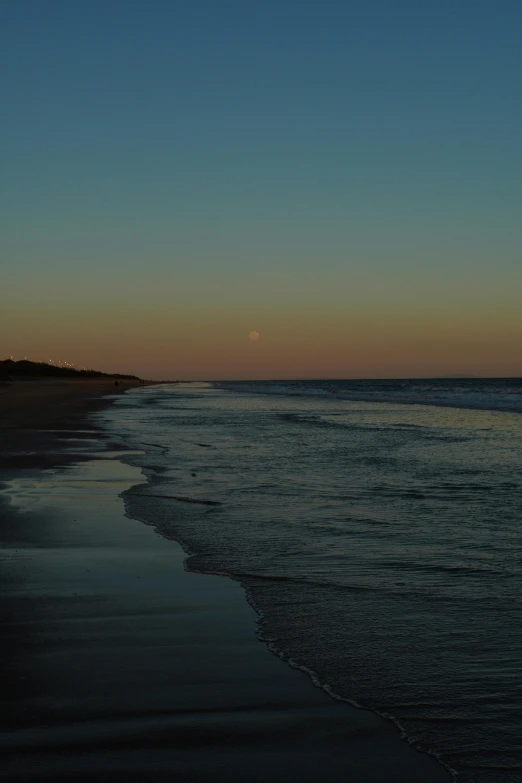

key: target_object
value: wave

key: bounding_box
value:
[127,491,222,506]
[215,378,522,414]
[233,575,460,783]
[275,412,474,443]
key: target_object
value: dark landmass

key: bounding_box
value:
[0,359,139,381]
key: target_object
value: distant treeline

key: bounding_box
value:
[0,359,139,380]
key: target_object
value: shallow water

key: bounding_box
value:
[98,381,522,782]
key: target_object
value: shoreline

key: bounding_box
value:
[1,381,451,781]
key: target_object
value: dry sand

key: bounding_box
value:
[0,381,452,781]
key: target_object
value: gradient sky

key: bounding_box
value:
[2,0,521,379]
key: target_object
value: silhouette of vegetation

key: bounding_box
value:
[0,359,138,380]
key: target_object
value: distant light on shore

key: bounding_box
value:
[4,355,89,371]
[249,331,260,341]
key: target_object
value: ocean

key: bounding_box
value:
[97,378,522,782]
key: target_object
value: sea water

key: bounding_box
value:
[97,379,522,782]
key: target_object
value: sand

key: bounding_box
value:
[0,380,451,781]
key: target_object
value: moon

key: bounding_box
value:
[249,331,260,341]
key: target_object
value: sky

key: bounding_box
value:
[1,0,521,379]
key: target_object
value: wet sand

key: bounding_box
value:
[0,382,451,781]
[0,378,142,471]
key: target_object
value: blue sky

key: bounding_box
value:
[2,1,521,377]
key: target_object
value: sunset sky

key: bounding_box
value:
[2,1,521,379]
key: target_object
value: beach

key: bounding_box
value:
[0,380,451,781]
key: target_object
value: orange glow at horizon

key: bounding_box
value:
[3,294,520,380]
